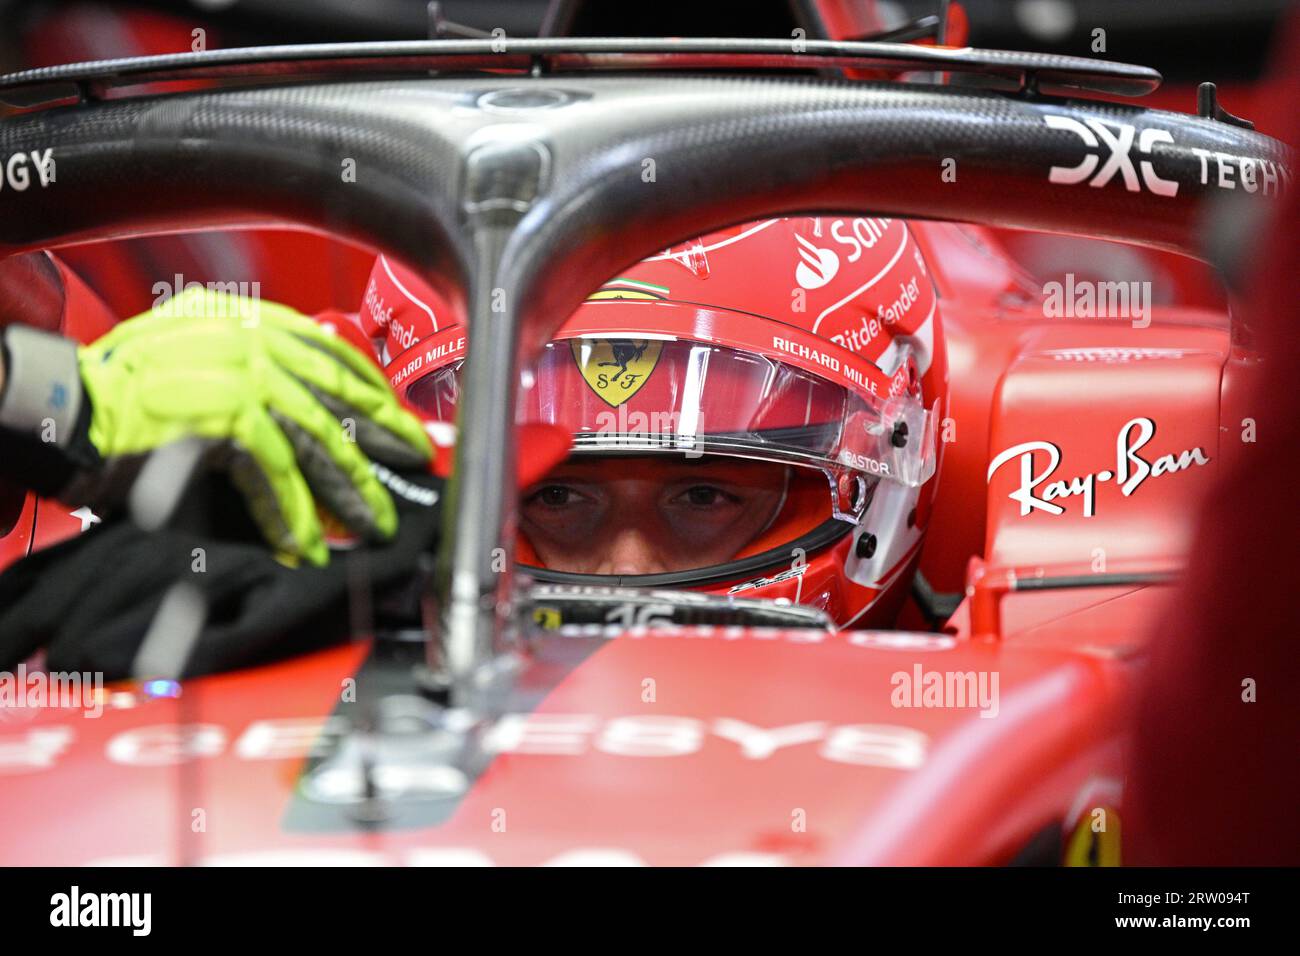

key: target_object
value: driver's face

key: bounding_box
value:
[521,457,788,575]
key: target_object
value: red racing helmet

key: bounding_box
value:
[369,216,947,628]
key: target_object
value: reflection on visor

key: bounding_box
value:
[407,363,460,424]
[404,338,936,488]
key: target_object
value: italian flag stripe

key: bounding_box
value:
[602,278,670,295]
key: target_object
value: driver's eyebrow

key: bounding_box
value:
[666,468,778,484]
[525,473,594,485]
[662,476,749,487]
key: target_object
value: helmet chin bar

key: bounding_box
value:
[520,515,854,590]
[520,581,836,632]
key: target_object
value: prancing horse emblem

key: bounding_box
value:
[571,338,664,406]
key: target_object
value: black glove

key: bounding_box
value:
[0,465,443,680]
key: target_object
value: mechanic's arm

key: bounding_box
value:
[0,287,432,565]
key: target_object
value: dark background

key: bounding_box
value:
[0,0,1288,82]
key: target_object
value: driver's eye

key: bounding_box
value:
[531,485,574,507]
[684,485,726,506]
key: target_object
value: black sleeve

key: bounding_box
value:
[0,326,100,498]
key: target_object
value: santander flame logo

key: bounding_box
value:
[794,232,839,290]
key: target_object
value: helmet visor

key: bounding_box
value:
[406,336,936,489]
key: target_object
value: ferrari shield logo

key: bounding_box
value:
[570,338,663,406]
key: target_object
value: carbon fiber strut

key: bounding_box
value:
[435,133,550,701]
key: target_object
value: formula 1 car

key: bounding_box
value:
[0,23,1290,867]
